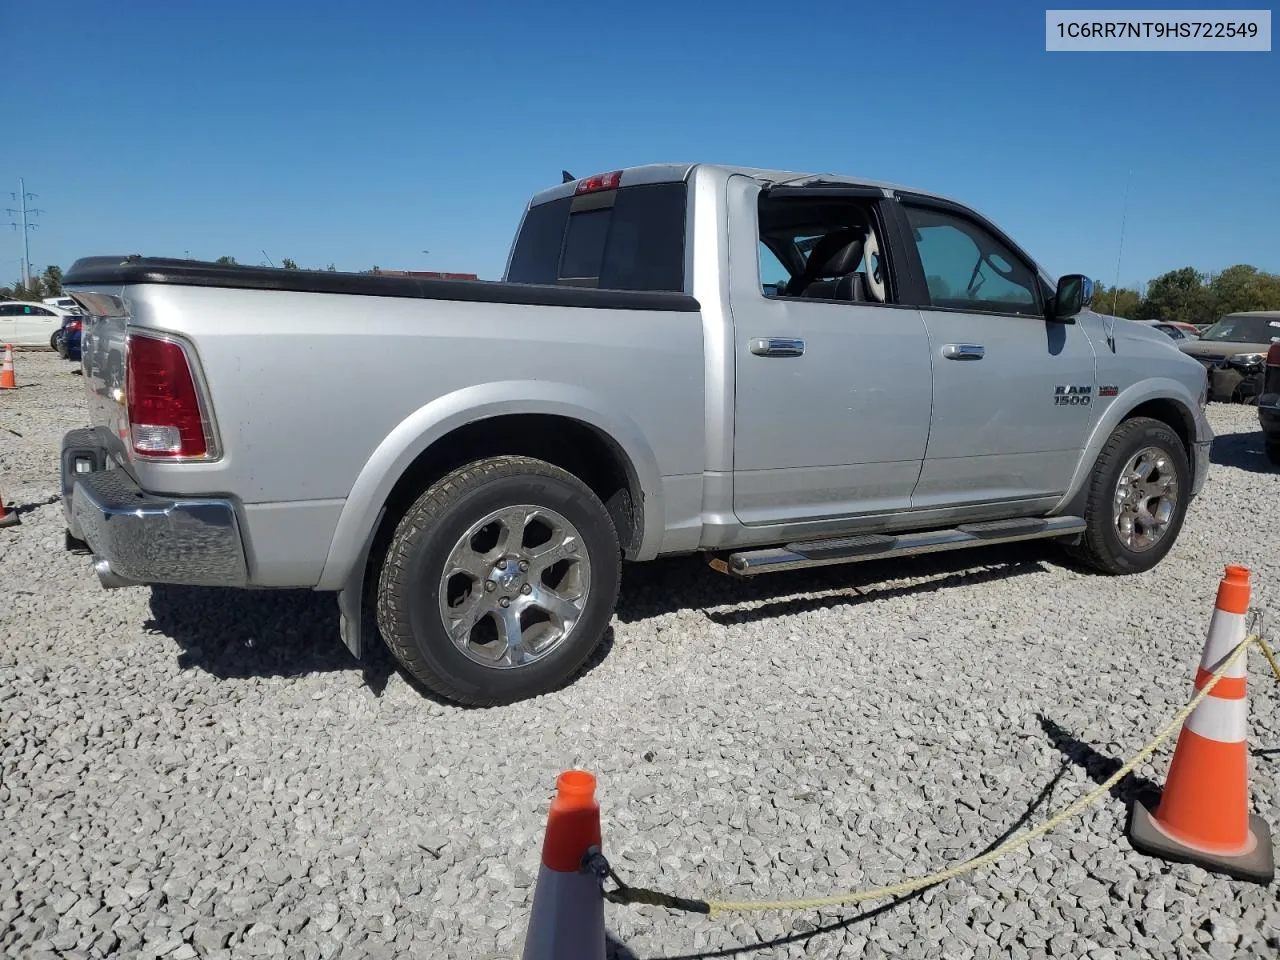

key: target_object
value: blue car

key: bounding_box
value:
[53,313,83,362]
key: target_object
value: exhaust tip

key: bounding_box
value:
[93,558,141,589]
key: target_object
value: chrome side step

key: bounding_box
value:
[710,515,1087,578]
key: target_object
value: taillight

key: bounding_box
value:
[67,319,82,332]
[125,333,213,459]
[574,170,622,194]
[1267,343,1280,366]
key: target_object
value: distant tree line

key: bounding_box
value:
[0,265,64,302]
[1092,264,1280,324]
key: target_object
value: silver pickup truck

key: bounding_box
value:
[59,162,1212,705]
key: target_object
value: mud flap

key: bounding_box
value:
[336,506,386,661]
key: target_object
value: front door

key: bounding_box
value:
[893,198,1098,509]
[731,193,935,525]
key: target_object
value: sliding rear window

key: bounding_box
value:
[506,182,688,292]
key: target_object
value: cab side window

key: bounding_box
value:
[757,196,896,305]
[903,204,1040,317]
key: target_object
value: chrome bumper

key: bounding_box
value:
[61,430,249,588]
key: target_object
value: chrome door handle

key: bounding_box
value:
[942,343,985,361]
[750,337,805,357]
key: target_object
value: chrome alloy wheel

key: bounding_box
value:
[1112,446,1180,552]
[437,504,591,669]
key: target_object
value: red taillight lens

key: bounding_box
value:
[67,320,82,332]
[1267,342,1280,366]
[574,170,622,194]
[125,334,209,458]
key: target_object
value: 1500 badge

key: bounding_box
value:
[1054,385,1093,406]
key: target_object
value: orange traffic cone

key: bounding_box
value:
[0,492,18,528]
[520,770,606,960]
[1127,564,1274,882]
[0,344,15,389]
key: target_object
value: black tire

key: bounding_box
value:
[1266,440,1280,467]
[1064,416,1190,575]
[375,455,621,706]
[50,331,61,352]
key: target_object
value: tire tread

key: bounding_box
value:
[375,455,620,706]
[1064,416,1188,575]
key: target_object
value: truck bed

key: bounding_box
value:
[62,256,701,312]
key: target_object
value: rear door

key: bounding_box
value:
[728,185,935,525]
[888,193,1098,510]
[12,304,59,345]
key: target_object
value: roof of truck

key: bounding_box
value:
[529,162,949,208]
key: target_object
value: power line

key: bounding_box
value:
[5,178,42,291]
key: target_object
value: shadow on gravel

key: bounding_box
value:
[1210,429,1275,475]
[145,584,616,707]
[1038,715,1163,810]
[146,543,1058,705]
[11,493,61,513]
[617,542,1056,628]
[618,760,1074,959]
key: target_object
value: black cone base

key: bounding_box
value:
[1127,800,1275,884]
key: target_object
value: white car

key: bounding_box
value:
[43,296,85,315]
[0,301,77,347]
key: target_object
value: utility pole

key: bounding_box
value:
[6,178,42,292]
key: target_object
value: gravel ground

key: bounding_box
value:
[2,350,1278,960]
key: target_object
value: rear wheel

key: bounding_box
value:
[375,455,621,706]
[1065,417,1190,575]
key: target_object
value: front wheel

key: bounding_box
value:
[375,455,622,706]
[1065,417,1190,575]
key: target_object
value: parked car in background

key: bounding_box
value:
[1138,320,1197,343]
[44,296,86,315]
[1178,311,1280,403]
[54,312,84,362]
[0,301,77,347]
[1259,343,1280,465]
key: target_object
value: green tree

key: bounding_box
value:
[215,255,238,265]
[281,258,299,270]
[1136,267,1216,324]
[1090,282,1142,319]
[8,279,43,301]
[41,265,63,297]
[325,263,337,272]
[1206,264,1280,317]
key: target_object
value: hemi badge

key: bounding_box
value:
[1099,385,1119,397]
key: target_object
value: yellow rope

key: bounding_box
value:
[697,634,1276,917]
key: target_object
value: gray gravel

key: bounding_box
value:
[2,349,1279,959]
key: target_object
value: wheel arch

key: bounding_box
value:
[1052,380,1204,517]
[318,382,663,593]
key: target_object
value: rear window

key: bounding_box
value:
[505,181,688,293]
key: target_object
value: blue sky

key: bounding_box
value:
[3,0,1276,287]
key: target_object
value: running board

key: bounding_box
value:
[709,516,1087,578]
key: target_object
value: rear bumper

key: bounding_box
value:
[61,429,249,588]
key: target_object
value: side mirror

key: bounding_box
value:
[1050,274,1092,323]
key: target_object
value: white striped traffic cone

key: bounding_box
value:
[520,770,606,960]
[1127,564,1274,882]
